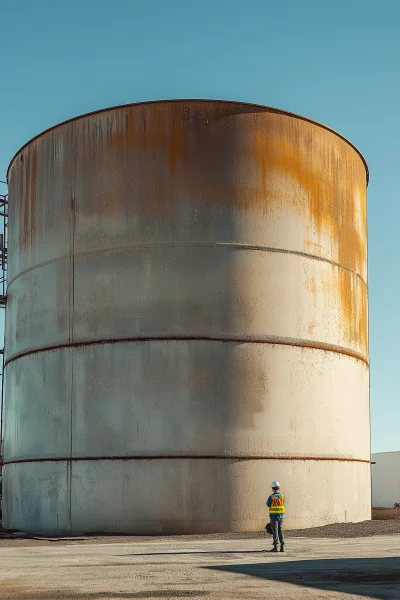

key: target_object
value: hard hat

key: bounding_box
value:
[271,481,280,488]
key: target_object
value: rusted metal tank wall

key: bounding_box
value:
[3,100,370,534]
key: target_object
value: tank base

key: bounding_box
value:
[3,458,371,535]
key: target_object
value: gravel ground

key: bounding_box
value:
[372,507,400,520]
[288,518,400,538]
[1,517,400,546]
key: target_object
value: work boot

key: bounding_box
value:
[280,545,285,552]
[270,546,278,552]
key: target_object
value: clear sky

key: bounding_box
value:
[0,0,398,453]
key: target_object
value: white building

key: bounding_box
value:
[371,452,400,508]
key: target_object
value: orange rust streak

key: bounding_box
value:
[109,106,368,355]
[30,145,37,248]
[250,119,367,355]
[18,102,367,357]
[168,107,188,177]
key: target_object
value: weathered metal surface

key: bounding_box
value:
[71,246,366,355]
[3,458,371,534]
[4,343,369,462]
[5,248,368,363]
[3,100,370,534]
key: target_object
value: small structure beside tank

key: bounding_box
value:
[372,452,400,508]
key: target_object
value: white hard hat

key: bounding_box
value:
[271,481,280,488]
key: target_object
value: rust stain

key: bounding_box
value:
[3,455,372,465]
[21,154,28,249]
[4,334,369,368]
[309,276,317,297]
[30,145,37,245]
[167,107,188,176]
[307,275,317,337]
[96,104,189,216]
[250,119,367,273]
[249,117,367,355]
[20,143,37,251]
[10,101,368,357]
[337,268,368,352]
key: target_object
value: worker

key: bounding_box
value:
[266,481,285,552]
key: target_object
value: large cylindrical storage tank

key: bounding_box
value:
[3,100,370,534]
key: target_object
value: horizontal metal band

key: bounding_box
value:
[6,241,367,288]
[2,455,373,467]
[4,334,369,367]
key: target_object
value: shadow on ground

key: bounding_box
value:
[0,528,88,542]
[117,550,265,556]
[206,556,400,599]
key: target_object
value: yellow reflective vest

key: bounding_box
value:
[269,493,285,515]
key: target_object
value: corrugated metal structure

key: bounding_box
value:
[372,452,400,508]
[3,100,370,534]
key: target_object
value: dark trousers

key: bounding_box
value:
[271,518,284,547]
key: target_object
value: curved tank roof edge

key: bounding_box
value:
[6,98,369,185]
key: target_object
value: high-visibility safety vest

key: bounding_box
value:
[269,493,285,515]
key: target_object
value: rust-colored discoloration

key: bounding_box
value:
[167,107,188,176]
[337,268,368,353]
[7,100,368,358]
[18,143,38,251]
[3,334,370,369]
[248,117,367,354]
[3,455,372,465]
[250,119,367,275]
[4,101,370,535]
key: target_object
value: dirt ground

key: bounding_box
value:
[1,516,400,598]
[372,507,400,520]
[0,533,399,599]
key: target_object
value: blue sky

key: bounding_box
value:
[0,0,399,453]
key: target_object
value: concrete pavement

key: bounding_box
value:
[0,534,399,599]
